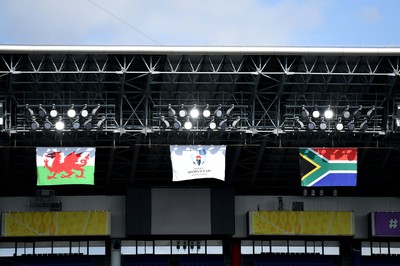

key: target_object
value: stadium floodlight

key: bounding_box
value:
[347,119,356,131]
[214,104,223,118]
[178,104,187,118]
[49,104,58,118]
[219,117,228,130]
[342,105,351,119]
[96,116,106,130]
[38,104,47,118]
[25,104,34,118]
[167,104,176,117]
[360,118,368,131]
[367,106,376,118]
[173,116,181,129]
[84,117,93,130]
[336,117,344,131]
[55,117,65,131]
[208,116,216,130]
[319,117,327,131]
[324,106,334,120]
[294,116,304,130]
[189,104,199,119]
[160,116,170,129]
[67,104,76,118]
[184,117,192,130]
[301,105,310,118]
[30,116,40,131]
[232,116,241,128]
[307,117,316,130]
[71,117,80,130]
[312,106,320,118]
[91,104,101,117]
[80,104,89,118]
[43,117,53,130]
[203,104,211,118]
[226,104,235,117]
[353,105,362,119]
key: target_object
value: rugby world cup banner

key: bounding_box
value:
[2,211,110,237]
[300,148,357,187]
[36,147,96,186]
[371,212,400,237]
[170,145,226,181]
[248,210,354,236]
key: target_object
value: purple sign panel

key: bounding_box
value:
[371,212,400,237]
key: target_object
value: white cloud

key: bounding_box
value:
[0,0,332,45]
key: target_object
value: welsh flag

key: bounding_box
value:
[300,148,357,187]
[36,147,96,186]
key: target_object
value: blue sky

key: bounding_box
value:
[0,0,399,46]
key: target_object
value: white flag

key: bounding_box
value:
[170,145,226,182]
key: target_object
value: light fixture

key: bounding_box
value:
[219,116,228,130]
[324,105,334,120]
[91,104,101,117]
[353,105,362,119]
[0,102,3,126]
[203,104,211,118]
[208,116,217,130]
[301,105,309,118]
[96,116,106,130]
[38,104,47,118]
[55,117,65,131]
[83,117,93,130]
[319,117,327,131]
[25,104,34,118]
[319,189,324,196]
[160,115,170,129]
[294,116,304,130]
[311,189,316,196]
[347,119,355,131]
[167,104,176,117]
[226,104,235,117]
[43,117,53,130]
[80,104,89,118]
[367,106,376,118]
[49,104,58,118]
[71,116,80,130]
[231,116,241,128]
[173,116,181,129]
[178,104,187,118]
[360,118,368,131]
[336,117,344,131]
[67,104,76,118]
[312,106,320,118]
[189,104,199,119]
[342,105,351,119]
[307,117,316,130]
[184,116,192,130]
[30,116,40,131]
[214,104,223,118]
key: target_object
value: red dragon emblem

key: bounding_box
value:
[44,151,90,180]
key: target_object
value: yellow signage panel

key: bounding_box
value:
[248,211,354,236]
[2,211,110,237]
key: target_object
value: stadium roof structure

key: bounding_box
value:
[1,45,400,197]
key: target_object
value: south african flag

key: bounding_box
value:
[300,148,357,187]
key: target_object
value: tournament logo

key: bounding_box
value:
[191,147,207,166]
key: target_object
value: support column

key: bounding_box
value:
[231,239,241,266]
[111,239,121,266]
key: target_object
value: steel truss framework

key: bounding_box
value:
[1,46,400,197]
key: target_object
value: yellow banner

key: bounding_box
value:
[2,211,110,237]
[249,211,353,236]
